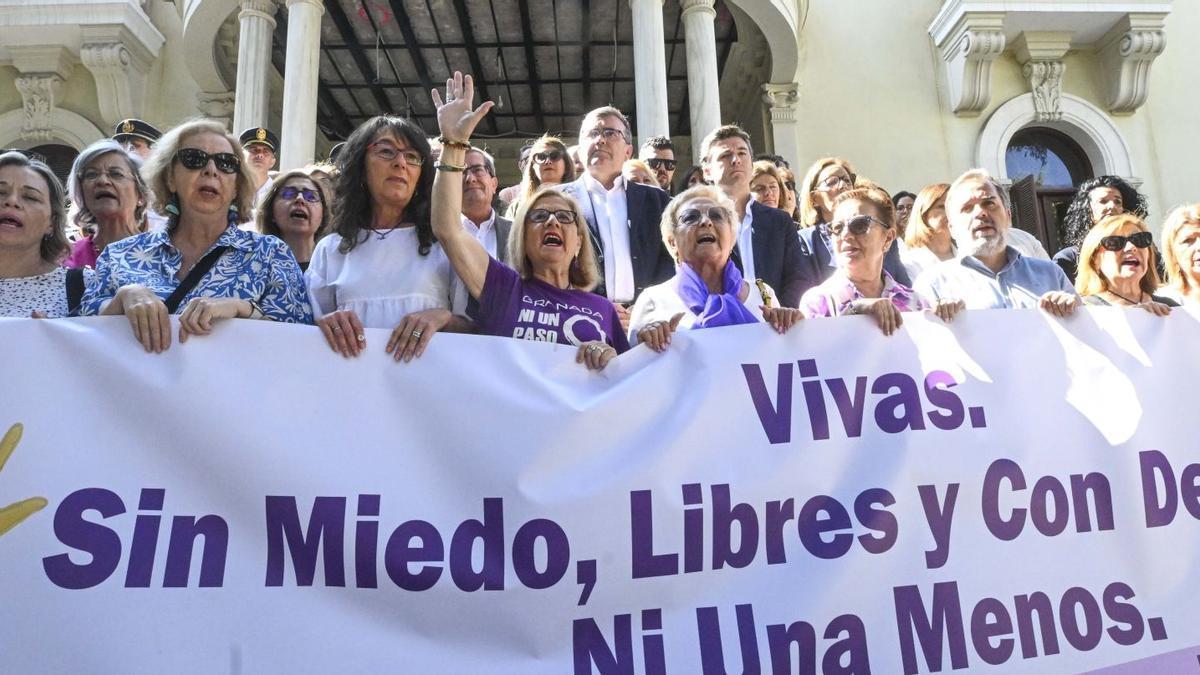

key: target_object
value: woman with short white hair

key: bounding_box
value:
[64,140,149,269]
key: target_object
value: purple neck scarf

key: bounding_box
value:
[676,261,760,329]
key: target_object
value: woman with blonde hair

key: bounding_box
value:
[1075,213,1175,314]
[433,72,626,370]
[900,183,954,280]
[1156,203,1200,305]
[503,134,576,219]
[749,161,786,212]
[82,119,311,352]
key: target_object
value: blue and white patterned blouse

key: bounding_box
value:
[80,224,312,323]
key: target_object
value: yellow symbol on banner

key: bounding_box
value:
[256,128,267,141]
[0,424,47,539]
[121,120,135,134]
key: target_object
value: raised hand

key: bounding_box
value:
[431,71,494,143]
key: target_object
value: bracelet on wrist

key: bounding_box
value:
[246,298,266,320]
[435,161,466,172]
[437,136,471,150]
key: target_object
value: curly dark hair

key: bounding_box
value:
[1062,176,1147,249]
[332,115,435,256]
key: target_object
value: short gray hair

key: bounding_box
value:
[467,146,496,177]
[947,168,1011,212]
[66,139,148,234]
[580,106,633,146]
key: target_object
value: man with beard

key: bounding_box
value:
[915,169,1077,315]
[560,106,673,327]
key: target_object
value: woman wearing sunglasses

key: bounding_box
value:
[799,187,962,335]
[307,114,475,362]
[1075,214,1176,314]
[432,72,627,370]
[503,134,576,220]
[255,170,330,272]
[628,184,804,351]
[82,119,312,352]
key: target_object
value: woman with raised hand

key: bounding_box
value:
[799,186,961,335]
[627,184,804,351]
[81,119,311,352]
[63,140,149,269]
[431,72,627,371]
[1076,214,1175,314]
[255,169,330,272]
[306,114,473,362]
[0,151,92,318]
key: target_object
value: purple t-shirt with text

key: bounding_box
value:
[476,257,630,353]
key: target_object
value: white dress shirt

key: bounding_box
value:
[581,172,634,302]
[735,198,757,284]
[461,210,498,258]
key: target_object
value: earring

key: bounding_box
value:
[164,194,180,216]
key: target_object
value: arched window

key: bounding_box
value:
[1005,128,1093,254]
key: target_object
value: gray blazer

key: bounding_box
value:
[494,215,512,265]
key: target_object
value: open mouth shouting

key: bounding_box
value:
[695,231,718,246]
[288,206,310,222]
[541,231,564,248]
[1119,253,1142,271]
[0,212,25,230]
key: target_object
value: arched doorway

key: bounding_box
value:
[27,144,79,189]
[1005,127,1093,254]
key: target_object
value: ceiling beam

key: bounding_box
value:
[324,0,394,113]
[387,0,440,130]
[450,0,500,135]
[516,0,545,132]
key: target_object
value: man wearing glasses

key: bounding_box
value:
[699,124,810,307]
[639,135,677,193]
[915,169,1077,314]
[560,106,674,327]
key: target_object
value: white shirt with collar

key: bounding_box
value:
[736,196,757,284]
[461,210,498,258]
[581,171,633,303]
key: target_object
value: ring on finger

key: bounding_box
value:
[332,325,342,333]
[356,334,365,342]
[411,329,423,339]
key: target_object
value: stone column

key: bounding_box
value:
[233,0,277,134]
[680,0,721,160]
[629,0,670,145]
[279,0,324,171]
[761,83,800,167]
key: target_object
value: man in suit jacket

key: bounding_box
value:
[458,147,513,316]
[560,106,674,323]
[700,125,811,307]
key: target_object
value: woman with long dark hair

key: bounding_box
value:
[1053,176,1148,282]
[307,115,471,361]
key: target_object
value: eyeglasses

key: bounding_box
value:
[279,186,321,203]
[533,150,563,164]
[175,148,241,174]
[528,208,577,225]
[586,127,626,143]
[464,164,491,178]
[368,142,425,167]
[828,214,889,238]
[80,167,132,183]
[1099,231,1153,251]
[678,206,729,227]
[645,158,677,171]
[818,173,856,191]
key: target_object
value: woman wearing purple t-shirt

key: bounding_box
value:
[430,72,628,370]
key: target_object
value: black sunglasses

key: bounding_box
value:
[533,150,563,164]
[175,148,240,174]
[279,186,321,203]
[678,206,728,227]
[1099,231,1153,251]
[646,158,677,171]
[828,214,889,238]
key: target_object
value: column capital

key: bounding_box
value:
[81,37,153,127]
[680,0,715,19]
[197,91,236,129]
[1098,13,1167,116]
[285,0,326,13]
[14,74,64,142]
[239,0,279,24]
[761,82,799,121]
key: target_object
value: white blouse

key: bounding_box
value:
[305,228,462,328]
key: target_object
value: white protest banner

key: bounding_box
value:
[0,310,1198,674]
